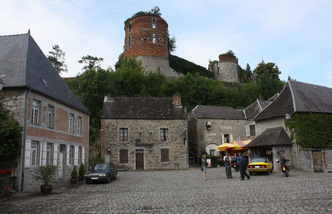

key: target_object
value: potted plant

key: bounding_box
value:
[70,166,78,184]
[78,163,85,181]
[4,185,15,197]
[32,165,57,194]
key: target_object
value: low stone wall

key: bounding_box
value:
[294,149,332,173]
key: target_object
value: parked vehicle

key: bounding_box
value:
[248,157,273,175]
[276,158,290,177]
[85,163,117,184]
[230,156,239,171]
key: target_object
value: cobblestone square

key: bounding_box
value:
[1,167,331,214]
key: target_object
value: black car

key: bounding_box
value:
[84,163,117,184]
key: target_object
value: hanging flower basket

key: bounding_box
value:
[266,150,272,155]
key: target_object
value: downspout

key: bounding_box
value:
[20,89,29,191]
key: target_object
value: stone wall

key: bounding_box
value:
[136,55,181,78]
[196,119,249,156]
[101,119,188,170]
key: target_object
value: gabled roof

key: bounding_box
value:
[191,105,245,120]
[243,98,271,120]
[245,127,292,148]
[255,80,332,121]
[0,32,90,114]
[101,97,186,120]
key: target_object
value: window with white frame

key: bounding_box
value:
[77,116,82,135]
[69,113,74,134]
[46,143,53,165]
[32,100,41,125]
[47,105,54,128]
[160,128,169,141]
[31,141,40,166]
[120,128,128,141]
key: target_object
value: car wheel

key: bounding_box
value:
[249,172,252,175]
[106,176,111,183]
[86,180,91,184]
[266,170,270,175]
[114,174,117,180]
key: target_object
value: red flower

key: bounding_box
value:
[0,169,3,174]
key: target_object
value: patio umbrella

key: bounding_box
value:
[230,141,243,150]
[215,143,236,151]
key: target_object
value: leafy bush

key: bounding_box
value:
[32,165,57,185]
[79,163,85,176]
[71,166,78,179]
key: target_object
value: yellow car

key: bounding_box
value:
[248,157,273,175]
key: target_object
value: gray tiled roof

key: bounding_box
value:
[192,105,245,120]
[243,99,271,120]
[245,127,292,148]
[101,97,186,119]
[255,80,332,121]
[0,32,90,114]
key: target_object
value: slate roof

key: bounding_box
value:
[243,99,271,120]
[101,97,186,119]
[191,105,245,120]
[255,80,332,121]
[0,32,90,114]
[245,127,292,148]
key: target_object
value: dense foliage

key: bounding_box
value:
[169,55,214,78]
[0,95,22,157]
[285,113,332,148]
[47,45,67,74]
[67,55,285,148]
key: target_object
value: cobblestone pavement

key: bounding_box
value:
[1,167,332,214]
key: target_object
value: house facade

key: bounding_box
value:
[254,80,332,172]
[100,93,188,170]
[0,32,90,191]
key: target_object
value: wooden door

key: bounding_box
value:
[313,151,323,172]
[136,149,144,170]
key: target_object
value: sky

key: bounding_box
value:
[1,0,332,88]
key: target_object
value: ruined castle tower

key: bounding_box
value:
[209,54,240,83]
[124,12,179,78]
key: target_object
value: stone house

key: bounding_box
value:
[0,32,90,191]
[100,93,188,170]
[254,80,332,172]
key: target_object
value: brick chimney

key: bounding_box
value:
[173,93,181,107]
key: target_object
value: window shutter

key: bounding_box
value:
[230,134,233,143]
[41,142,46,165]
[25,140,31,167]
[66,146,70,166]
[161,148,169,162]
[82,147,85,164]
[74,146,79,166]
[245,125,250,137]
[221,134,224,144]
[53,143,58,166]
[120,149,128,163]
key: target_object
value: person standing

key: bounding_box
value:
[202,154,208,180]
[224,153,233,179]
[240,154,250,180]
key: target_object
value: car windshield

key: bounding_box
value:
[94,164,108,170]
[252,158,266,163]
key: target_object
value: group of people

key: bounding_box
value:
[202,152,250,180]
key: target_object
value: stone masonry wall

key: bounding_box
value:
[101,119,188,170]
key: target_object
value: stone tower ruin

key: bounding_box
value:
[124,12,179,78]
[209,54,240,83]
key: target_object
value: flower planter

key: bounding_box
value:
[41,184,53,194]
[70,178,77,185]
[4,192,12,197]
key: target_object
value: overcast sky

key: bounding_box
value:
[2,0,332,88]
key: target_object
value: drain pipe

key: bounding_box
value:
[20,89,29,191]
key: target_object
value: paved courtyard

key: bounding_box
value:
[1,167,331,214]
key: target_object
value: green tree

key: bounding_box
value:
[253,61,281,80]
[0,95,23,157]
[47,45,67,74]
[78,55,104,70]
[258,73,285,99]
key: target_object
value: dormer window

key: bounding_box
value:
[65,90,71,98]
